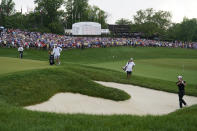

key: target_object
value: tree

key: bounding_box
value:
[167,18,197,42]
[72,0,88,22]
[64,0,108,29]
[34,0,65,33]
[115,18,132,25]
[97,8,108,28]
[86,5,108,28]
[0,0,15,16]
[65,0,89,28]
[0,0,15,26]
[34,0,64,23]
[132,8,172,38]
[65,0,73,29]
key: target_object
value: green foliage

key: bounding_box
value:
[167,18,197,42]
[64,0,73,28]
[115,18,132,25]
[3,13,24,29]
[0,0,15,25]
[34,0,64,23]
[86,5,108,28]
[48,21,64,34]
[72,0,89,22]
[131,8,172,38]
[28,27,51,34]
[1,0,108,33]
[133,8,171,28]
[0,0,15,16]
[1,0,197,42]
[64,0,108,29]
[34,0,65,33]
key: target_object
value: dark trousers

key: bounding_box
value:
[179,91,187,108]
[19,51,23,59]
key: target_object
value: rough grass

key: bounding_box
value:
[0,47,197,130]
[67,64,197,96]
[0,68,130,106]
[0,102,197,131]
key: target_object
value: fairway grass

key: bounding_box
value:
[0,57,54,75]
[89,58,197,85]
[0,47,197,130]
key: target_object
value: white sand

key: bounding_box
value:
[25,81,197,115]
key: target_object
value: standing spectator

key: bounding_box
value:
[18,45,24,59]
[123,58,135,79]
[176,76,187,108]
[52,44,62,65]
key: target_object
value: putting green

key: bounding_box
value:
[0,57,54,75]
[89,58,197,85]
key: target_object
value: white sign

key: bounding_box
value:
[72,22,101,35]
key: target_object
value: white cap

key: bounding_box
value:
[130,58,133,61]
[178,76,183,79]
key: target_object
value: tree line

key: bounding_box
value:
[0,0,197,42]
[0,0,108,34]
[115,8,197,42]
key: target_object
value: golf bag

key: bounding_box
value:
[122,62,129,71]
[49,55,55,65]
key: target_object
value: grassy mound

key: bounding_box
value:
[0,68,130,106]
[67,65,197,96]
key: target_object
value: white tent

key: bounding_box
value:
[72,22,101,36]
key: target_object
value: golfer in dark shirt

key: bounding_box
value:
[176,76,187,108]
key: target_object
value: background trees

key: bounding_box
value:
[115,18,132,25]
[0,0,15,16]
[131,8,172,39]
[34,0,65,34]
[0,0,15,26]
[115,8,173,39]
[64,0,108,29]
[0,0,197,41]
[167,18,197,42]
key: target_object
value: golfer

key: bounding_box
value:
[52,44,62,65]
[18,45,24,59]
[176,76,187,108]
[123,58,135,78]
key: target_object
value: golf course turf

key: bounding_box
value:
[0,47,197,130]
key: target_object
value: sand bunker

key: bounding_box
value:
[25,81,197,115]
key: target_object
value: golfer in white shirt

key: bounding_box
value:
[123,58,135,78]
[18,45,24,59]
[52,44,62,65]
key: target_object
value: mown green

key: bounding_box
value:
[0,47,197,131]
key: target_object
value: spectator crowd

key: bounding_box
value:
[1,29,197,49]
